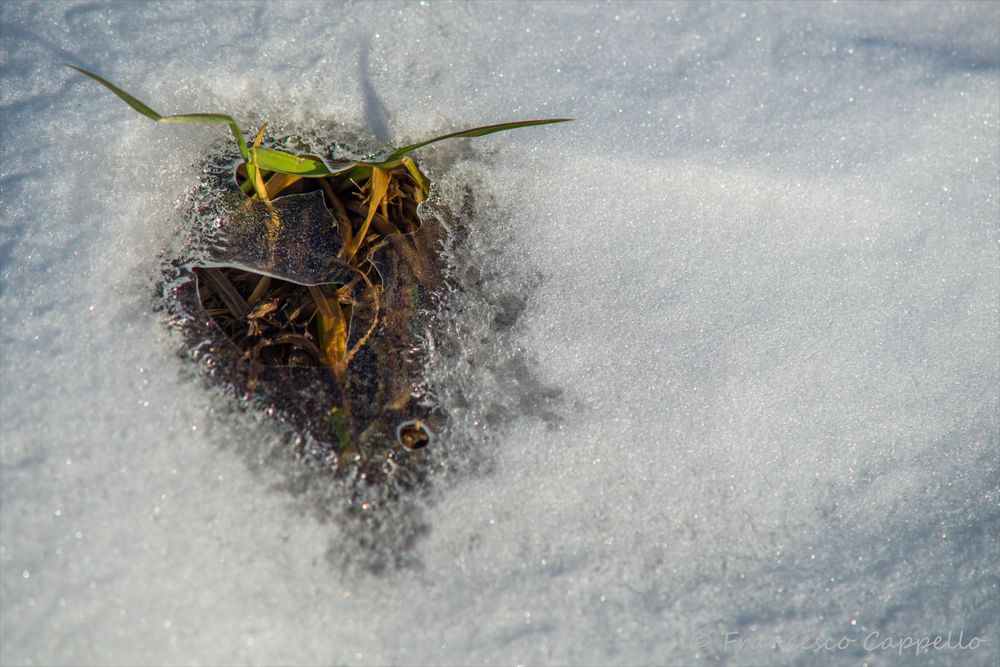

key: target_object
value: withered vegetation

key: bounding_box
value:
[193,160,442,465]
[69,63,570,472]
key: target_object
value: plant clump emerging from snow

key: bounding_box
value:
[70,64,571,466]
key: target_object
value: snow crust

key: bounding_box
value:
[1,2,997,665]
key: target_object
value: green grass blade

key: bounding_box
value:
[67,64,162,119]
[384,118,574,161]
[67,64,250,163]
[254,148,358,178]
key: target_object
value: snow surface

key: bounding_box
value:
[1,1,998,665]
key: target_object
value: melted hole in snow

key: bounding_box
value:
[159,137,564,574]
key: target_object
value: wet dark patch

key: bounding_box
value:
[160,140,565,575]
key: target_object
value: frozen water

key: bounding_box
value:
[2,2,997,665]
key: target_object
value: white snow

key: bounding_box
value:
[1,2,997,665]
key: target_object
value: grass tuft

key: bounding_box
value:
[71,63,570,455]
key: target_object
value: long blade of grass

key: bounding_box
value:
[342,277,380,368]
[198,267,249,319]
[246,275,272,305]
[384,118,573,162]
[400,156,430,203]
[318,178,354,250]
[67,64,251,164]
[309,285,349,371]
[265,333,325,364]
[263,172,302,199]
[242,125,269,201]
[254,148,358,178]
[345,166,390,262]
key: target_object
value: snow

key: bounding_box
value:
[1,1,997,665]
